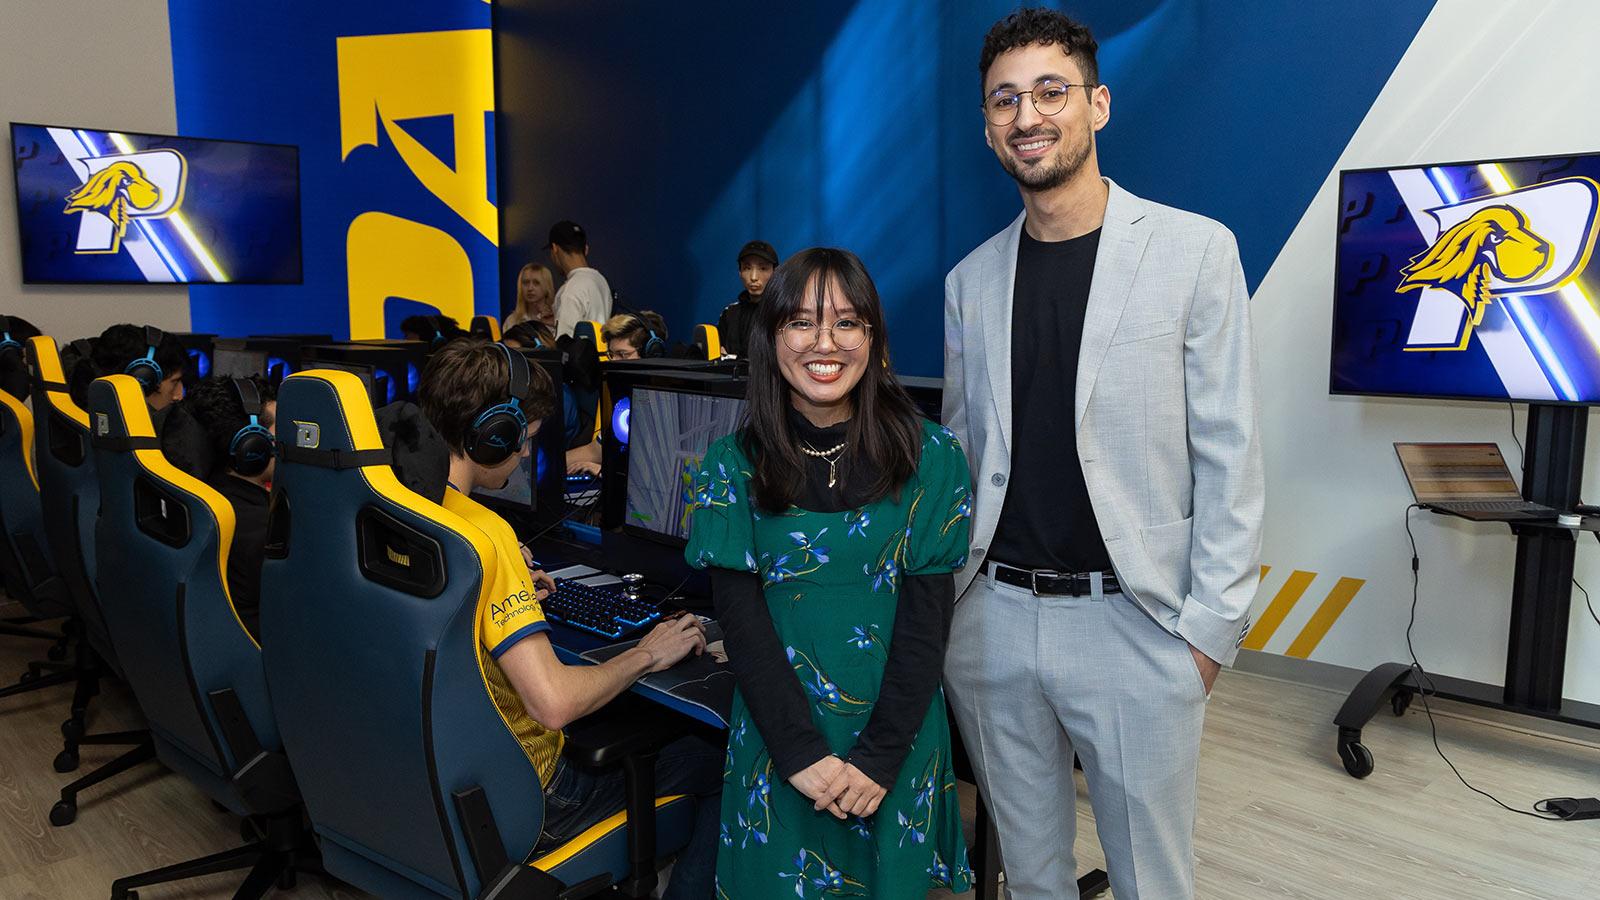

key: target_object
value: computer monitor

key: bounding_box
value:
[172,332,215,391]
[302,343,427,405]
[211,343,268,379]
[603,370,748,545]
[1331,151,1600,404]
[306,359,381,406]
[898,374,944,423]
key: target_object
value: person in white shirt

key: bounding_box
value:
[547,220,613,338]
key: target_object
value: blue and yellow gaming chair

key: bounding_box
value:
[88,375,312,898]
[0,383,75,697]
[261,369,693,899]
[471,315,503,342]
[26,337,155,805]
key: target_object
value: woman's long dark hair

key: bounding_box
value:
[742,247,924,513]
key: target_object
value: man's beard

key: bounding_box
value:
[999,124,1092,192]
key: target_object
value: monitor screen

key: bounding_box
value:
[10,122,301,284]
[623,387,747,543]
[212,347,267,379]
[1332,153,1600,404]
[307,360,378,403]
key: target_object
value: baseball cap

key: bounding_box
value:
[548,220,587,252]
[736,240,779,267]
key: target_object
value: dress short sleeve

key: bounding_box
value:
[683,435,760,574]
[904,423,974,576]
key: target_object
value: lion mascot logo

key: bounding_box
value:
[1398,204,1553,327]
[62,161,163,255]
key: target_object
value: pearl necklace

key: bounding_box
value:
[800,441,848,488]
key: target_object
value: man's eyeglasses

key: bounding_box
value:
[779,318,871,353]
[982,79,1095,127]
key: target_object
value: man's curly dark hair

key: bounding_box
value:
[979,7,1099,94]
[185,375,277,474]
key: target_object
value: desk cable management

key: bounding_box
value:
[1402,503,1599,821]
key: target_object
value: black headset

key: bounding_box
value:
[0,316,21,364]
[630,315,666,358]
[125,325,166,393]
[464,343,531,466]
[228,377,276,477]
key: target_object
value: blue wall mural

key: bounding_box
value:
[169,1,499,341]
[496,0,1434,375]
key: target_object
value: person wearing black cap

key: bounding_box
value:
[715,240,779,357]
[547,220,613,339]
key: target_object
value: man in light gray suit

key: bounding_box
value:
[942,9,1262,899]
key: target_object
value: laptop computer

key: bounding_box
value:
[1394,442,1560,521]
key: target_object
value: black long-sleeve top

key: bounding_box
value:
[712,408,955,790]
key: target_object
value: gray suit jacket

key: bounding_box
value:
[942,179,1263,666]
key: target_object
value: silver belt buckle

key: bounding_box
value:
[1030,568,1061,596]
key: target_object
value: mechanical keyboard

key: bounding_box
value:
[544,578,663,640]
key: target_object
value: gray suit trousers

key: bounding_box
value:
[945,572,1207,900]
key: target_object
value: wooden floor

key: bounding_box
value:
[2,603,1596,899]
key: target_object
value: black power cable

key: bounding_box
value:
[1402,504,1576,820]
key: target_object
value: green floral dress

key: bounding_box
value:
[686,419,975,899]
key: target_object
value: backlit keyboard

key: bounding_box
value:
[544,579,662,641]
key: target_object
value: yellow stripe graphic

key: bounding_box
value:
[1240,569,1315,651]
[1284,577,1367,659]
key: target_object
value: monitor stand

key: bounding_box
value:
[1332,402,1598,778]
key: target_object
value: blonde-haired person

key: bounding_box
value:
[505,263,556,330]
[601,312,667,360]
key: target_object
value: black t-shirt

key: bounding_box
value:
[988,226,1113,573]
[210,474,270,641]
[716,292,761,357]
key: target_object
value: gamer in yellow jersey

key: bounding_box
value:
[418,339,723,899]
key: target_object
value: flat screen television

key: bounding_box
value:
[9,122,302,284]
[1331,152,1600,404]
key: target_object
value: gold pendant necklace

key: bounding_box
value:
[800,441,848,488]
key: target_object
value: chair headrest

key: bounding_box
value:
[27,336,88,429]
[275,370,392,470]
[87,375,159,448]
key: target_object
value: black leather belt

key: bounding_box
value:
[989,561,1120,597]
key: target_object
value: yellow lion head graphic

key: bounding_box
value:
[62,161,163,252]
[1397,205,1553,326]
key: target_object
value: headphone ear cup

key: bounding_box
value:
[229,424,276,477]
[465,406,527,467]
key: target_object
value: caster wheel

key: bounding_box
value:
[1339,741,1374,779]
[1391,689,1413,717]
[61,718,84,741]
[47,644,66,662]
[49,799,77,826]
[53,750,79,773]
[20,671,37,684]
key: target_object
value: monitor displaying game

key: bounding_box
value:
[1332,152,1600,404]
[623,387,747,543]
[10,122,301,284]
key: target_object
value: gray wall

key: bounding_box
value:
[1,0,188,341]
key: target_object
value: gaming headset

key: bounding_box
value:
[228,377,276,477]
[631,315,666,358]
[464,342,531,466]
[125,325,166,393]
[0,316,22,371]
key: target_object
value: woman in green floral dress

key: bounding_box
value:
[685,248,974,899]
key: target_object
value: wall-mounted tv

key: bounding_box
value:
[1331,152,1600,405]
[10,122,302,285]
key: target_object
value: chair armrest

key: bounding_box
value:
[562,693,691,769]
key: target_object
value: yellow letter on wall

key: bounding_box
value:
[346,212,476,340]
[337,29,498,244]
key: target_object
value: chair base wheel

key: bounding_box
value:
[50,799,77,827]
[47,644,67,661]
[53,750,79,773]
[1391,689,1413,717]
[1339,740,1374,778]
